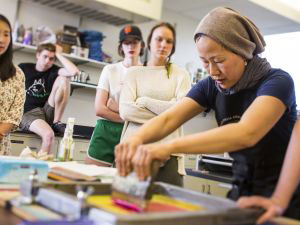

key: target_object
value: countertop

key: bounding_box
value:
[13,124,95,140]
[1,206,300,225]
[186,168,233,184]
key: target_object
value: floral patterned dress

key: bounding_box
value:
[0,66,25,155]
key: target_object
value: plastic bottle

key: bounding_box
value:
[57,118,75,161]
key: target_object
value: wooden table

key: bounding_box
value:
[1,204,300,225]
[0,207,21,225]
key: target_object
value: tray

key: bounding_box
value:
[36,182,262,225]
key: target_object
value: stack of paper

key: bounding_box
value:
[47,162,117,183]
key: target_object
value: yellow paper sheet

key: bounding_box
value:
[87,194,206,215]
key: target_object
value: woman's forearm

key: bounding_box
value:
[119,101,156,124]
[168,96,287,155]
[169,122,258,155]
[271,120,300,208]
[96,106,123,123]
[136,98,204,144]
[141,97,176,115]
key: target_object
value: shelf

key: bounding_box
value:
[23,0,154,26]
[70,81,97,89]
[13,42,108,69]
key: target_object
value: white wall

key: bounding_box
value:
[0,1,217,132]
[0,0,18,26]
[263,32,300,110]
[158,9,201,69]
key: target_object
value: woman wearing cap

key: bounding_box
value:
[115,7,300,218]
[116,22,191,186]
[85,25,144,166]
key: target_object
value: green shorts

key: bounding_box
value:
[87,119,124,165]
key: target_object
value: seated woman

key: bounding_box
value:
[115,7,300,219]
[0,14,25,155]
[118,22,191,186]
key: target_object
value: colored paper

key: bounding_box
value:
[18,219,93,225]
[87,194,205,215]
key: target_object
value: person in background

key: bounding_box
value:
[238,118,300,224]
[116,22,191,186]
[19,43,80,153]
[85,25,144,167]
[115,7,300,219]
[0,14,25,155]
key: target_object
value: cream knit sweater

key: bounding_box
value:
[119,64,191,174]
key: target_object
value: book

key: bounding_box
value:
[47,162,117,183]
[49,167,98,182]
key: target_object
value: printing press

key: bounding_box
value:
[4,175,263,225]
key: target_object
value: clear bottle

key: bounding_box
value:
[58,118,75,161]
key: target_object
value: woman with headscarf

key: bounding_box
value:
[115,7,300,219]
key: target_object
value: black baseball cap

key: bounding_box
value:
[119,25,143,42]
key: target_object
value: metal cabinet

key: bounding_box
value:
[10,132,89,162]
[183,175,232,198]
[184,154,198,169]
[71,139,90,162]
[55,137,90,162]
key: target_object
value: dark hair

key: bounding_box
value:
[146,22,176,78]
[0,14,16,82]
[37,43,56,54]
[118,38,145,58]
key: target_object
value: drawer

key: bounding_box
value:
[184,154,198,169]
[183,175,231,198]
[205,179,232,197]
[10,133,58,156]
[72,139,90,161]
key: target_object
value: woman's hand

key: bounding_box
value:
[237,196,286,224]
[115,136,143,176]
[132,143,172,181]
[0,123,14,141]
[107,98,119,113]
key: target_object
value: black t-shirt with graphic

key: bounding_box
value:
[19,63,60,113]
